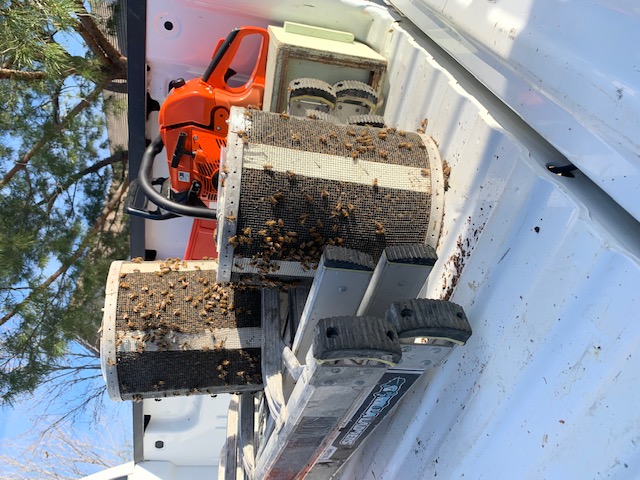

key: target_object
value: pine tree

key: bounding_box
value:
[0,0,129,412]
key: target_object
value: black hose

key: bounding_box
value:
[139,136,217,219]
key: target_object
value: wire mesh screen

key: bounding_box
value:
[217,109,442,284]
[103,260,262,401]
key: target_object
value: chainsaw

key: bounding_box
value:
[126,26,269,220]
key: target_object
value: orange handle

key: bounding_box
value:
[202,26,269,92]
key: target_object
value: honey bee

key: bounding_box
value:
[263,163,273,171]
[351,151,359,159]
[265,219,277,227]
[303,193,314,204]
[329,132,337,139]
[226,213,236,221]
[131,257,143,263]
[291,133,301,143]
[243,227,252,235]
[221,359,230,366]
[119,273,127,279]
[279,112,290,119]
[398,142,413,150]
[228,236,239,247]
[374,221,386,235]
[258,229,268,236]
[319,135,328,144]
[128,292,138,300]
[373,178,379,188]
[122,313,130,321]
[344,142,353,150]
[173,309,181,317]
[321,189,329,199]
[185,295,193,302]
[379,150,388,159]
[421,168,430,177]
[378,132,387,140]
[222,164,229,174]
[398,130,406,136]
[347,129,356,137]
[286,170,296,180]
[277,218,284,227]
[299,213,309,224]
[119,282,130,290]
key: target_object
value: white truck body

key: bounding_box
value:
[100,1,640,478]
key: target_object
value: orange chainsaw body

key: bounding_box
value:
[158,27,268,206]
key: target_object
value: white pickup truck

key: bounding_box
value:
[92,1,640,479]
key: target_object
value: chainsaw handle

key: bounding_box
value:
[202,26,269,92]
[138,136,217,220]
[124,177,179,220]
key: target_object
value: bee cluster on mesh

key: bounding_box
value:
[116,259,250,353]
[220,111,434,281]
[114,259,263,397]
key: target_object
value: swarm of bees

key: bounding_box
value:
[112,259,264,397]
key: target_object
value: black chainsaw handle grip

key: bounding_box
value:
[202,28,240,83]
[138,136,217,220]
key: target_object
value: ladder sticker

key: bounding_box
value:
[327,372,421,463]
[339,377,406,447]
[178,171,190,182]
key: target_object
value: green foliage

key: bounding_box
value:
[0,0,129,409]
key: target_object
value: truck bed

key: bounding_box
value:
[121,1,640,478]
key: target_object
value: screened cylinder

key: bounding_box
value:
[101,260,262,401]
[216,107,444,284]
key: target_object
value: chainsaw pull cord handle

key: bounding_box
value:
[139,136,217,220]
[170,131,193,168]
[201,26,269,91]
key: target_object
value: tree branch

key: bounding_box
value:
[0,68,46,81]
[38,150,128,208]
[0,80,108,188]
[74,1,127,72]
[74,336,100,358]
[0,180,128,327]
